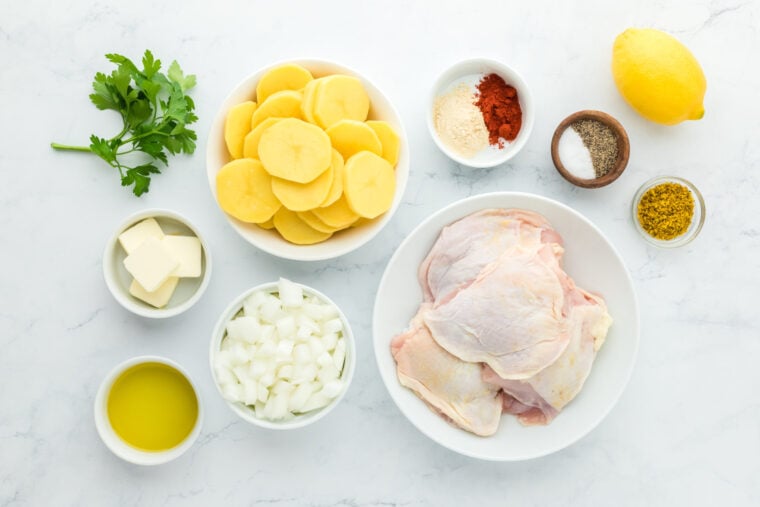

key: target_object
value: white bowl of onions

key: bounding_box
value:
[209,279,355,429]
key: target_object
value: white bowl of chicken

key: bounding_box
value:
[373,192,639,461]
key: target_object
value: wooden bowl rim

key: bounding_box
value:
[550,110,630,189]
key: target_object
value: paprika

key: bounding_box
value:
[475,74,522,147]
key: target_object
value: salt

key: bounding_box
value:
[558,128,595,180]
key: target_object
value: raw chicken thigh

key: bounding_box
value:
[390,208,612,436]
[418,209,560,304]
[483,291,612,425]
[424,244,569,380]
[391,305,503,436]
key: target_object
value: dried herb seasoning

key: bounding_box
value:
[637,182,695,240]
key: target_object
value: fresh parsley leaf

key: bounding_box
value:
[51,50,198,196]
[89,73,120,111]
[122,164,160,197]
[89,135,116,164]
[141,50,161,79]
[168,60,197,91]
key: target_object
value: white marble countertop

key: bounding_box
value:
[2,0,758,505]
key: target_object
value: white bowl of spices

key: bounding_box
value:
[428,58,534,168]
[551,110,630,188]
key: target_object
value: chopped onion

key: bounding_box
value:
[242,382,258,405]
[259,371,275,387]
[275,315,296,339]
[260,325,275,342]
[322,332,338,352]
[276,339,294,360]
[272,380,295,395]
[243,290,268,316]
[277,364,293,380]
[226,316,260,343]
[297,314,321,333]
[257,383,269,403]
[214,278,347,421]
[249,360,267,379]
[317,364,340,384]
[301,392,331,413]
[260,298,284,323]
[288,383,313,412]
[278,278,303,308]
[215,366,235,386]
[316,351,333,368]
[321,379,344,399]
[296,325,312,341]
[323,318,343,334]
[308,336,325,357]
[333,338,346,370]
[257,340,277,358]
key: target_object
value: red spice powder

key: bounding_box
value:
[474,73,522,147]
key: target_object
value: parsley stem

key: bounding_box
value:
[121,130,171,144]
[50,142,92,153]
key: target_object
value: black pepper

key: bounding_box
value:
[572,119,619,177]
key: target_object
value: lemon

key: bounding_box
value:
[612,28,706,125]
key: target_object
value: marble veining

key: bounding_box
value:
[1,0,759,505]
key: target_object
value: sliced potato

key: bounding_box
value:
[243,117,282,159]
[224,101,257,159]
[366,120,400,166]
[350,217,372,228]
[216,159,281,223]
[297,211,341,234]
[320,149,344,207]
[326,120,382,160]
[273,208,332,245]
[343,151,396,219]
[312,194,359,229]
[259,118,332,183]
[258,217,275,230]
[256,64,314,104]
[300,79,322,124]
[251,90,303,128]
[313,75,370,129]
[271,165,334,212]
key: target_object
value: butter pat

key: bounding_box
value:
[123,237,179,292]
[162,235,202,278]
[129,277,179,308]
[118,218,165,254]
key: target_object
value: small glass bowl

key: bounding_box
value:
[632,176,705,248]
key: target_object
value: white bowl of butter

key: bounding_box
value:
[103,209,212,318]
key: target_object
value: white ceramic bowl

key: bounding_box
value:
[206,58,410,261]
[94,355,203,465]
[374,192,639,461]
[428,58,534,168]
[103,208,212,318]
[209,281,356,429]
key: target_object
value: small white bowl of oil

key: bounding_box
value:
[94,356,203,465]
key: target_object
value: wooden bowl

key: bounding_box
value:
[550,110,630,189]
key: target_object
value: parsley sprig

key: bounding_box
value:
[51,50,198,196]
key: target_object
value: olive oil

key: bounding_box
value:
[107,362,198,451]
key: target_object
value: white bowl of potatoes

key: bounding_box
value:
[206,59,409,261]
[209,278,356,429]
